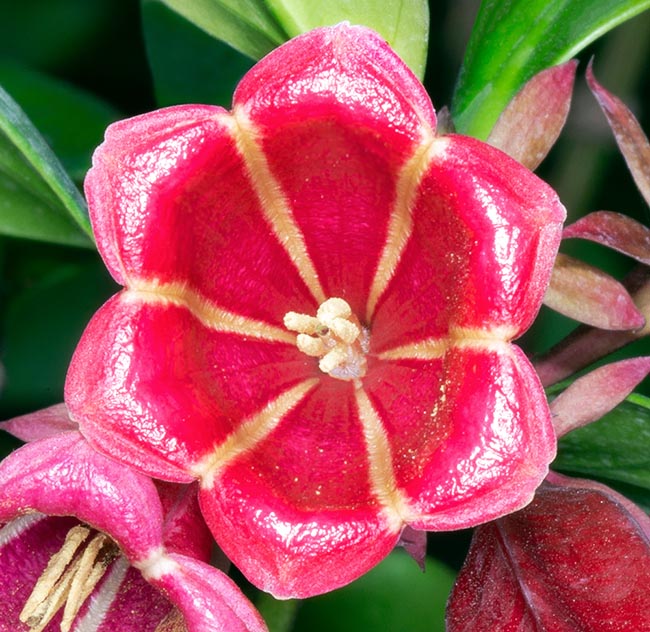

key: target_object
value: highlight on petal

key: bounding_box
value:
[148,553,267,632]
[487,60,577,170]
[68,24,567,598]
[446,473,650,631]
[394,344,555,531]
[587,59,650,208]
[544,252,645,330]
[550,356,650,437]
[0,428,267,632]
[370,134,565,348]
[0,431,164,562]
[563,210,650,265]
[233,23,437,142]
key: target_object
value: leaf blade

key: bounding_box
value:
[0,84,93,246]
[453,0,650,139]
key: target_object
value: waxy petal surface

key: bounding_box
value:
[0,431,163,562]
[150,553,268,632]
[0,428,266,632]
[67,294,313,481]
[371,135,564,351]
[366,345,555,529]
[68,25,565,597]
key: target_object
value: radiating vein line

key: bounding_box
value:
[193,379,319,487]
[355,388,412,531]
[126,280,295,344]
[230,107,326,304]
[378,327,516,361]
[365,133,438,322]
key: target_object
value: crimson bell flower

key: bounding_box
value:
[64,24,566,598]
[0,405,267,632]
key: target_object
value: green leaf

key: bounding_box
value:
[452,0,650,139]
[154,0,429,79]
[142,0,254,107]
[0,61,119,182]
[291,552,454,632]
[264,0,430,79]
[554,392,650,511]
[153,0,290,61]
[0,84,93,246]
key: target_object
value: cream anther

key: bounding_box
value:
[284,297,368,381]
[20,525,119,632]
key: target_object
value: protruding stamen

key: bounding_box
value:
[296,333,328,357]
[20,525,120,632]
[283,312,324,336]
[284,297,369,381]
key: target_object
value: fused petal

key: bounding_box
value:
[0,428,266,631]
[67,25,565,598]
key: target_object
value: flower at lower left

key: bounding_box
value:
[0,404,267,632]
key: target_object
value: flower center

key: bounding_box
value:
[20,524,120,632]
[284,297,369,381]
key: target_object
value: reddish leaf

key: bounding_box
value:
[487,60,577,170]
[395,525,427,571]
[564,211,650,265]
[550,356,650,437]
[587,60,650,208]
[447,473,650,631]
[544,252,645,330]
[535,265,650,386]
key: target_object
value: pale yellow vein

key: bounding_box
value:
[365,133,441,322]
[355,387,411,532]
[230,107,326,304]
[194,379,319,487]
[126,281,295,344]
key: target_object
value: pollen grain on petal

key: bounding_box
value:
[231,107,326,305]
[192,378,319,487]
[126,281,295,344]
[366,132,436,322]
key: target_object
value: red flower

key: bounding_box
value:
[65,24,565,597]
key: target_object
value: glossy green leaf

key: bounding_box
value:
[153,0,289,61]
[554,392,650,511]
[0,85,93,246]
[154,0,429,79]
[142,0,254,107]
[0,61,119,181]
[453,0,650,139]
[265,0,430,79]
[291,552,454,632]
